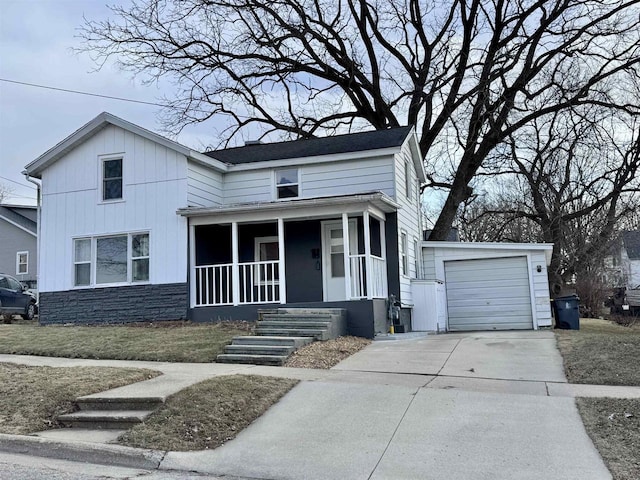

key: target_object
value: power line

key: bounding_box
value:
[0,78,164,107]
[0,175,36,189]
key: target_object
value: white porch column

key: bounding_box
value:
[363,210,373,299]
[231,222,240,306]
[277,217,287,304]
[189,223,196,308]
[342,212,352,300]
[380,217,388,297]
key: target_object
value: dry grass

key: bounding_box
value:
[555,318,640,386]
[119,375,298,451]
[284,336,371,369]
[0,363,159,435]
[577,398,640,480]
[0,321,252,363]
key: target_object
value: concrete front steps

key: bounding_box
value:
[57,396,163,430]
[216,308,347,366]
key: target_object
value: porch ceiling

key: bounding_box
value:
[178,192,398,224]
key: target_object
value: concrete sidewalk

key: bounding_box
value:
[1,331,638,479]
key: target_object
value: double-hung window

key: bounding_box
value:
[404,161,411,200]
[74,233,149,286]
[16,251,28,275]
[102,158,123,201]
[275,168,299,199]
[400,232,408,276]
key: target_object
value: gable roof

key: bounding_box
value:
[24,112,227,178]
[622,231,640,260]
[204,126,414,165]
[0,205,37,236]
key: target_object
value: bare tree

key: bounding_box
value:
[79,0,640,238]
[459,107,640,298]
[0,183,12,204]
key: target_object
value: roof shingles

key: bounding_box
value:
[204,126,413,165]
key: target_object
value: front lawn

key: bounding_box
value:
[119,375,298,451]
[555,317,640,386]
[555,318,640,480]
[0,363,159,434]
[0,320,251,363]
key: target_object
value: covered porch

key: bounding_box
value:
[178,193,398,312]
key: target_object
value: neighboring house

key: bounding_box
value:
[24,112,425,337]
[604,231,640,289]
[24,112,554,335]
[0,204,37,289]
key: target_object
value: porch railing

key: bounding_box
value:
[194,260,280,306]
[239,260,280,304]
[349,254,387,299]
[195,263,233,306]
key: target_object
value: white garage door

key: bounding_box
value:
[445,256,533,331]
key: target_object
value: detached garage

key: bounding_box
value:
[412,242,553,332]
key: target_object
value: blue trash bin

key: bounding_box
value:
[553,295,580,330]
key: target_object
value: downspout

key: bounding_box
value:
[22,171,41,306]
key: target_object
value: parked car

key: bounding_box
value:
[0,273,37,320]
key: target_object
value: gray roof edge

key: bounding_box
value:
[0,206,37,235]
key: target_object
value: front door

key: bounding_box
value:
[322,220,357,301]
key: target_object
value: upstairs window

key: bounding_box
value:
[16,251,28,275]
[404,161,412,200]
[275,168,299,199]
[401,232,408,276]
[102,158,123,201]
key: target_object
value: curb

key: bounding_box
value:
[0,433,165,469]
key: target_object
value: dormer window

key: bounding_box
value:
[102,157,123,201]
[275,168,299,199]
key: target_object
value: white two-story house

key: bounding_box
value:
[24,112,425,337]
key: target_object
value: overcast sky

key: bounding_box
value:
[0,0,221,205]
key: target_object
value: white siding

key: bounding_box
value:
[223,169,272,204]
[39,124,188,292]
[302,156,395,198]
[393,142,423,306]
[187,161,223,207]
[420,245,552,328]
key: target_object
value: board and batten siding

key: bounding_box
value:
[421,245,552,328]
[39,124,188,292]
[393,142,423,306]
[187,161,223,207]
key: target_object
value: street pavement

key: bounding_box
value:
[1,330,637,479]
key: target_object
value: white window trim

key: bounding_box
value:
[254,236,280,286]
[273,168,300,200]
[404,160,412,201]
[400,231,408,277]
[413,237,420,279]
[98,153,125,204]
[72,231,150,288]
[16,251,28,275]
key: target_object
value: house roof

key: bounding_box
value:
[0,204,37,236]
[24,112,227,178]
[622,231,640,260]
[204,126,414,164]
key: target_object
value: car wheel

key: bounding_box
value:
[22,302,36,320]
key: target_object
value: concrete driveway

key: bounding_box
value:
[162,331,611,480]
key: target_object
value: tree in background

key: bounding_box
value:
[0,183,12,204]
[458,106,640,310]
[80,0,640,239]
